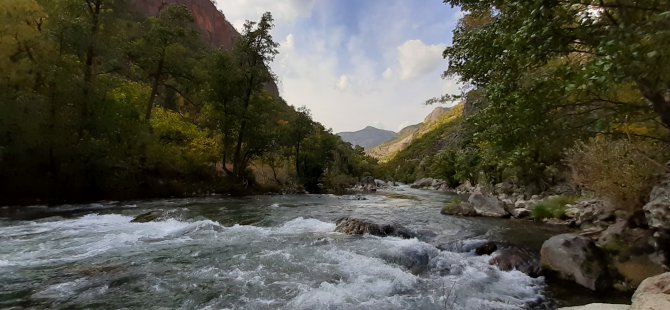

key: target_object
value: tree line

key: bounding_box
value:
[0,0,377,204]
[384,0,669,212]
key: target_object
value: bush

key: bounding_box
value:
[531,196,576,221]
[565,137,668,212]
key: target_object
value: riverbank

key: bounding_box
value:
[397,176,669,300]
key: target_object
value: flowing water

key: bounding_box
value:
[0,186,625,309]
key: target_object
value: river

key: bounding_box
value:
[0,186,626,309]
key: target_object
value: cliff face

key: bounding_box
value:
[131,0,280,96]
[132,0,237,49]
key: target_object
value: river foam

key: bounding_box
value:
[0,213,548,309]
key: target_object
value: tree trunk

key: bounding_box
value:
[638,81,670,132]
[232,76,254,180]
[145,54,165,121]
[82,0,102,130]
[294,142,301,177]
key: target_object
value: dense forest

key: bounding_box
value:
[383,0,670,212]
[0,0,377,204]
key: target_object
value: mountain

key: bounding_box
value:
[337,126,397,150]
[131,0,279,97]
[368,105,454,162]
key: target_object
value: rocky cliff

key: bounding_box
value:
[131,0,280,96]
[132,0,237,49]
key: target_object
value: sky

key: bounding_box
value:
[216,0,462,133]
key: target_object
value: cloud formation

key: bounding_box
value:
[215,0,461,133]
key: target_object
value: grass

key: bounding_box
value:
[531,195,577,221]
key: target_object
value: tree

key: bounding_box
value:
[129,4,201,121]
[207,12,279,183]
[442,0,670,132]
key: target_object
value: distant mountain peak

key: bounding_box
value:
[337,126,396,150]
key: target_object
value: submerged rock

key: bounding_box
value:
[130,210,164,223]
[489,248,541,277]
[335,217,415,239]
[475,241,497,255]
[540,233,611,291]
[381,246,433,275]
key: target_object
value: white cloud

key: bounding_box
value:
[215,0,315,30]
[336,75,350,91]
[217,0,461,133]
[397,40,446,80]
[382,68,393,80]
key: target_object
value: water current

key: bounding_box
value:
[0,186,626,309]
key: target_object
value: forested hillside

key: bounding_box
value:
[385,0,670,209]
[0,0,377,204]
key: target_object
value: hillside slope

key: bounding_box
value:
[381,104,465,183]
[368,105,456,162]
[131,0,279,97]
[337,126,396,150]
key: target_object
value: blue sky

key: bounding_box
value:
[217,0,462,132]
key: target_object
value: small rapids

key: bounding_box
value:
[0,187,593,309]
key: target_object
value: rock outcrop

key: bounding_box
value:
[540,233,611,291]
[643,174,670,231]
[334,217,415,239]
[131,0,280,97]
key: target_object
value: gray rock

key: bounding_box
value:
[644,175,670,231]
[335,217,415,239]
[631,272,670,310]
[559,304,629,310]
[374,179,388,187]
[540,233,611,291]
[411,178,435,189]
[130,211,164,223]
[511,208,531,219]
[468,186,508,217]
[441,201,477,216]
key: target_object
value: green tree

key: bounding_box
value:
[129,4,201,121]
[207,12,279,183]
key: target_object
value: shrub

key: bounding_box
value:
[531,196,576,221]
[565,137,668,212]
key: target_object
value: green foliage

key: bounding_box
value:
[386,0,670,194]
[531,196,576,221]
[566,137,668,211]
[0,3,377,203]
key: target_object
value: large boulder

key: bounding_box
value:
[411,178,435,189]
[468,186,508,217]
[335,217,415,239]
[440,201,477,216]
[631,272,670,310]
[540,233,611,291]
[643,175,670,231]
